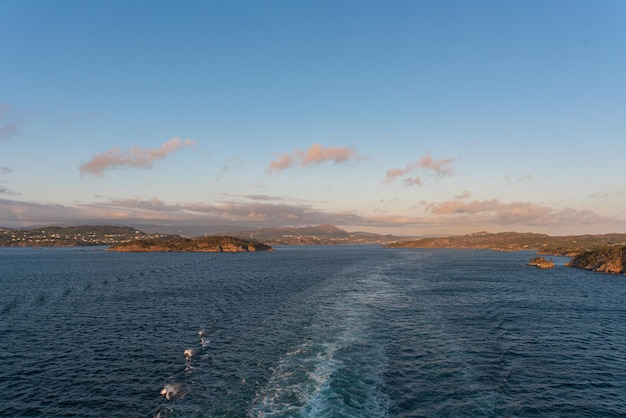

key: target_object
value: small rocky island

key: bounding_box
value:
[566,246,626,274]
[528,256,555,270]
[109,236,273,253]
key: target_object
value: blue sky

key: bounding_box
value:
[1,0,625,235]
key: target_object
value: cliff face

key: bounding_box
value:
[566,246,626,274]
[109,236,273,252]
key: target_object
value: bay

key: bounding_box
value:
[1,246,625,417]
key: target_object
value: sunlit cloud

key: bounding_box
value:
[426,199,612,227]
[79,137,196,177]
[0,103,17,141]
[383,153,455,186]
[382,167,413,184]
[418,153,454,177]
[266,143,358,174]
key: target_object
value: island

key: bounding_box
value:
[108,236,273,253]
[565,246,626,274]
[527,256,555,270]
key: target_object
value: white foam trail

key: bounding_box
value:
[249,269,393,417]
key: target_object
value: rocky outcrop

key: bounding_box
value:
[528,256,555,270]
[109,236,273,252]
[566,246,626,274]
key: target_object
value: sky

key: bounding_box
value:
[1,0,625,236]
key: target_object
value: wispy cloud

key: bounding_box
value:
[1,166,12,175]
[454,191,471,200]
[0,103,17,141]
[266,143,358,174]
[402,176,422,187]
[383,153,454,186]
[0,187,17,195]
[79,137,196,177]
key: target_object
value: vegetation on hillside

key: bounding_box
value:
[109,236,273,252]
[566,246,626,274]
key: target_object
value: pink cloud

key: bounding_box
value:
[383,153,455,186]
[266,154,294,173]
[79,137,195,177]
[418,153,454,177]
[383,167,412,184]
[426,199,612,226]
[266,143,358,174]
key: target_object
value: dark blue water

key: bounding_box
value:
[1,246,625,417]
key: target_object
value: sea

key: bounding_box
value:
[1,245,626,417]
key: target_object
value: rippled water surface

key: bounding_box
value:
[1,246,626,417]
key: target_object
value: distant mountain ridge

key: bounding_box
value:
[0,224,400,247]
[224,224,399,245]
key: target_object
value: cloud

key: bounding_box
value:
[79,137,195,177]
[382,167,413,184]
[417,154,454,177]
[402,176,422,187]
[426,199,612,227]
[0,187,17,195]
[0,103,17,141]
[1,166,12,175]
[454,191,471,200]
[0,195,370,229]
[0,195,618,236]
[383,153,455,186]
[266,143,358,174]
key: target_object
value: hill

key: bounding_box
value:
[566,246,626,274]
[388,231,626,256]
[223,224,399,245]
[108,236,273,252]
[0,225,172,247]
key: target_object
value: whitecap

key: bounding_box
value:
[160,382,190,401]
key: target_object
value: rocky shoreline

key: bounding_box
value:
[565,246,626,274]
[528,256,555,270]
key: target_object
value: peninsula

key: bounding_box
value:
[108,236,273,253]
[566,246,626,274]
[387,231,626,256]
[389,231,626,275]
